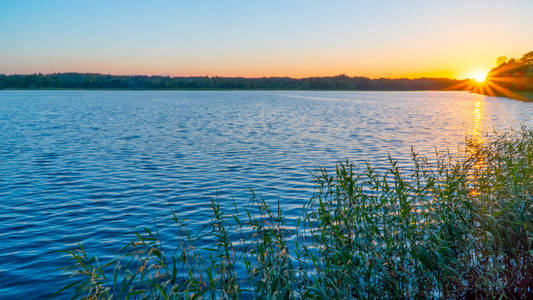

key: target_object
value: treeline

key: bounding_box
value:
[487,50,533,91]
[0,73,464,90]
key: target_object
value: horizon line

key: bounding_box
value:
[0,72,471,81]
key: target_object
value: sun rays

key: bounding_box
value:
[445,73,528,101]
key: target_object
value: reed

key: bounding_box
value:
[59,127,533,299]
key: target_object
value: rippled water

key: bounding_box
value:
[1,90,532,298]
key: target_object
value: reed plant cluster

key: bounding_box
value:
[60,128,532,299]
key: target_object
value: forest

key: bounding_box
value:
[0,73,464,91]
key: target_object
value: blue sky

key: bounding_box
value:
[1,0,532,78]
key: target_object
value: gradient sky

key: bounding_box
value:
[1,0,531,79]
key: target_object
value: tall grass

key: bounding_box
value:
[59,127,532,299]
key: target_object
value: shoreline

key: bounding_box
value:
[474,90,533,102]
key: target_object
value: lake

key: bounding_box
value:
[1,90,532,298]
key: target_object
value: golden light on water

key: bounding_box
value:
[467,97,486,198]
[471,97,483,140]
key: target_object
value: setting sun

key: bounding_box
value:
[473,72,488,83]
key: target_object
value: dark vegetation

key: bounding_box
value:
[60,128,533,299]
[0,73,464,91]
[484,51,533,100]
[489,50,533,90]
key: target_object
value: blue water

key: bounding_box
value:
[1,90,532,298]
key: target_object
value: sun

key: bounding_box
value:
[472,71,487,83]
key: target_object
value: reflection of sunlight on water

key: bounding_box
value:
[471,97,483,143]
[468,97,485,197]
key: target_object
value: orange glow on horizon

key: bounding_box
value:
[3,51,508,80]
[3,66,490,80]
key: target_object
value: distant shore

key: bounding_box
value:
[2,72,531,102]
[0,73,465,91]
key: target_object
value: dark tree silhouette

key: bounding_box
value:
[520,51,533,65]
[0,73,465,91]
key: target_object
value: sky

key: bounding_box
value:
[1,0,531,79]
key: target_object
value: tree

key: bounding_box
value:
[496,56,508,66]
[520,51,533,65]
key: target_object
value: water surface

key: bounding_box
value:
[1,90,532,298]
